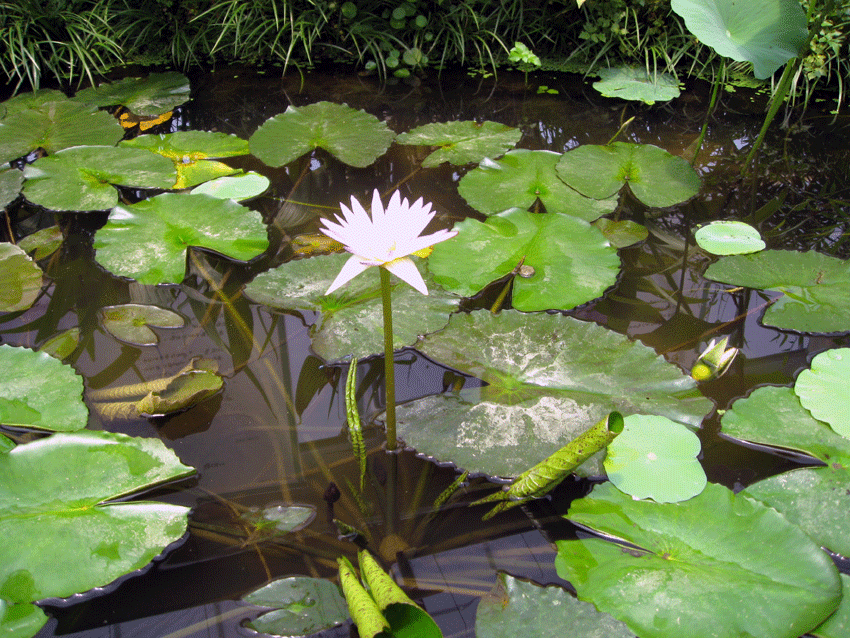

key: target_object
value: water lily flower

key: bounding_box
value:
[691,336,739,381]
[320,189,457,295]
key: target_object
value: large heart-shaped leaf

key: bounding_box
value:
[93,193,269,285]
[0,430,195,603]
[395,120,521,167]
[670,0,807,79]
[457,150,617,220]
[555,481,841,638]
[0,243,42,313]
[249,102,395,168]
[244,576,349,636]
[794,348,850,437]
[0,345,88,432]
[73,72,191,116]
[592,67,680,104]
[427,208,620,311]
[555,142,701,208]
[704,250,850,333]
[394,310,712,477]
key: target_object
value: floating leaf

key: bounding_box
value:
[39,327,80,361]
[458,150,617,220]
[555,481,841,638]
[428,207,620,311]
[94,193,269,285]
[604,414,706,503]
[395,120,521,167]
[99,304,185,346]
[22,146,177,212]
[794,348,850,437]
[812,574,850,638]
[704,250,850,333]
[592,66,680,104]
[249,102,395,168]
[190,172,269,201]
[555,142,701,208]
[73,72,191,116]
[670,0,807,79]
[0,89,67,117]
[0,430,194,603]
[0,600,48,638]
[16,226,63,261]
[0,344,87,432]
[395,311,712,477]
[0,167,23,209]
[694,220,765,255]
[592,217,648,248]
[0,243,42,313]
[244,576,349,636]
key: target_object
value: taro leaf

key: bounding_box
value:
[555,481,841,638]
[794,348,850,437]
[812,574,850,638]
[395,120,521,167]
[73,72,191,116]
[395,311,712,478]
[0,243,42,313]
[249,102,395,168]
[244,576,349,636]
[721,385,850,557]
[704,250,850,333]
[0,430,194,603]
[0,167,23,209]
[592,66,680,104]
[22,146,177,212]
[93,193,269,285]
[603,414,706,503]
[694,220,765,255]
[555,142,701,209]
[670,0,807,79]
[0,344,87,432]
[259,505,316,533]
[17,226,63,261]
[120,131,250,189]
[244,253,458,361]
[428,208,620,312]
[99,303,185,346]
[0,100,123,164]
[475,573,634,638]
[190,172,269,201]
[592,217,648,248]
[458,150,617,220]
[0,599,48,638]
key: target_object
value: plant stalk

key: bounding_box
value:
[379,267,397,450]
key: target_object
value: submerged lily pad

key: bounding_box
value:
[0,243,42,313]
[592,66,680,104]
[592,217,648,248]
[94,193,269,285]
[704,250,850,333]
[395,310,711,477]
[794,348,850,438]
[555,481,841,638]
[694,220,765,255]
[428,207,620,311]
[249,102,395,168]
[73,72,191,116]
[244,576,349,636]
[458,150,617,220]
[16,226,63,261]
[99,304,185,346]
[0,430,194,603]
[556,142,701,208]
[0,344,87,432]
[396,120,521,167]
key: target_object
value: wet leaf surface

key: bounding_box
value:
[592,66,680,104]
[396,120,521,167]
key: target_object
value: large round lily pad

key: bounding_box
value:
[794,348,850,437]
[458,150,617,220]
[592,66,680,104]
[0,430,195,603]
[395,310,712,477]
[73,72,191,116]
[395,120,521,168]
[94,193,269,285]
[0,243,42,313]
[249,102,395,168]
[555,481,841,638]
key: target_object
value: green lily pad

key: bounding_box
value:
[0,430,194,603]
[704,250,850,333]
[0,344,87,432]
[427,208,620,311]
[93,193,269,285]
[555,481,841,638]
[395,120,521,167]
[0,600,48,638]
[670,0,807,79]
[794,348,850,437]
[458,150,617,220]
[99,304,185,346]
[394,310,712,477]
[0,168,23,209]
[244,253,459,361]
[694,220,765,255]
[555,142,701,208]
[812,574,850,638]
[0,100,123,164]
[0,243,42,313]
[249,102,395,168]
[73,72,191,116]
[190,172,269,201]
[604,414,706,503]
[0,89,67,117]
[16,226,63,261]
[22,145,177,212]
[476,573,634,638]
[592,217,648,248]
[244,576,349,636]
[39,327,80,361]
[592,66,680,104]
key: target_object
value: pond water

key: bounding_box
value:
[3,65,850,637]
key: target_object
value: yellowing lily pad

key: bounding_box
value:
[395,120,521,167]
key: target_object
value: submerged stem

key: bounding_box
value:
[379,267,397,450]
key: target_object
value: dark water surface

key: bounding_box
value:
[4,65,850,637]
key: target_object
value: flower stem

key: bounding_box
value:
[379,267,397,450]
